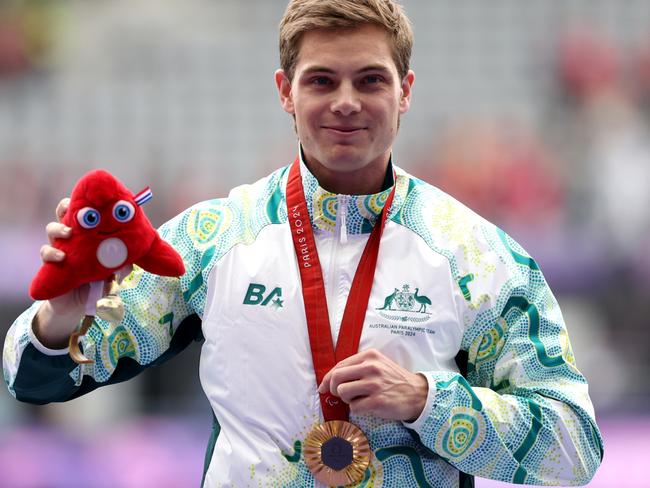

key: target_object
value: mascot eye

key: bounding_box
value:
[113,200,135,222]
[77,207,101,229]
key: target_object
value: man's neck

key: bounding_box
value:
[301,154,393,195]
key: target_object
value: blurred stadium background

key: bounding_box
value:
[1,0,649,486]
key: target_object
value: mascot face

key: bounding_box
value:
[69,171,142,234]
[67,173,146,269]
[75,198,136,236]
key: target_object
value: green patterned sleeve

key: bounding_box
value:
[408,226,603,485]
[3,205,207,404]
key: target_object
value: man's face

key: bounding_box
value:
[276,24,414,185]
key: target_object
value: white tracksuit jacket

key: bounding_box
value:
[3,158,603,487]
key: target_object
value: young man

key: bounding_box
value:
[4,1,603,486]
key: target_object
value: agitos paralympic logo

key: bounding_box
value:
[376,284,432,323]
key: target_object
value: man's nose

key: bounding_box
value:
[330,82,361,116]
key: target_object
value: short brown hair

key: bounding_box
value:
[279,0,413,81]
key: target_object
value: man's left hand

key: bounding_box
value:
[318,348,429,422]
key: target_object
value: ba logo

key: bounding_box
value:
[243,283,284,309]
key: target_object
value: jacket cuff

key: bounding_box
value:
[401,371,437,432]
[28,307,71,356]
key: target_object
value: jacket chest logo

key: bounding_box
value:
[376,284,432,322]
[243,283,283,308]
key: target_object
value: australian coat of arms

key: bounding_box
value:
[376,284,431,322]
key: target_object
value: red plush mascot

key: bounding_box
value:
[29,169,185,363]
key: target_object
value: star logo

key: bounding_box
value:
[271,297,284,309]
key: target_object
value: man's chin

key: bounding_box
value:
[320,154,369,174]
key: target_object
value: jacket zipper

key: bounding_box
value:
[329,194,349,347]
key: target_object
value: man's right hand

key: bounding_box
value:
[33,198,88,349]
[33,197,132,349]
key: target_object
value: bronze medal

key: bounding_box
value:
[303,420,371,486]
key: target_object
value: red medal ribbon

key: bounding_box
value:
[286,158,396,421]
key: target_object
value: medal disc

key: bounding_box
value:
[303,420,371,486]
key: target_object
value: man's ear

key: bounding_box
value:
[275,69,295,114]
[399,70,415,114]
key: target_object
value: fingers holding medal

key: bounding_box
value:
[318,348,429,422]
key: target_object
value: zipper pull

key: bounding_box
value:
[339,195,348,244]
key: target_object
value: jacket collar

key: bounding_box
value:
[297,145,397,235]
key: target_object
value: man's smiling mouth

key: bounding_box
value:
[323,126,366,134]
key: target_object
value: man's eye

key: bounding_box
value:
[312,77,331,85]
[363,75,383,84]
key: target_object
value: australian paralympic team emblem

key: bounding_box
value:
[377,284,432,323]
